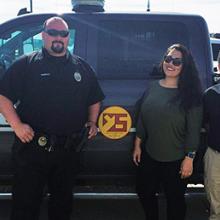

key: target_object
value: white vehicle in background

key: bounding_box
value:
[210,36,220,72]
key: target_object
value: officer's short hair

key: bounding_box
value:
[42,16,68,31]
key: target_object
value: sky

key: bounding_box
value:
[0,0,219,33]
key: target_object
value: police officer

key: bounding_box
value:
[0,16,105,220]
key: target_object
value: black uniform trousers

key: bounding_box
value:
[10,137,80,220]
[136,151,187,220]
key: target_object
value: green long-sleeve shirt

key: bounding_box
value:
[136,81,202,162]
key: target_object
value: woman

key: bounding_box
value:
[133,44,202,220]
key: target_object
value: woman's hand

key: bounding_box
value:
[179,156,193,179]
[133,137,142,166]
[133,145,141,166]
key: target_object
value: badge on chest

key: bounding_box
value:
[73,72,82,82]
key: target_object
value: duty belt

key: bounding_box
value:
[33,127,89,152]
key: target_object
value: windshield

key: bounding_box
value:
[0,23,76,78]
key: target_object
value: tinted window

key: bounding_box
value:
[0,24,76,77]
[212,43,220,61]
[97,20,189,79]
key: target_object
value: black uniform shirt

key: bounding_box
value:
[0,49,105,135]
[203,84,220,151]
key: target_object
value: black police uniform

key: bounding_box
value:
[0,48,105,220]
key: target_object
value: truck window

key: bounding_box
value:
[212,43,220,61]
[97,20,189,79]
[0,24,76,77]
[210,38,220,72]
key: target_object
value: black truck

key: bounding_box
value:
[0,1,214,194]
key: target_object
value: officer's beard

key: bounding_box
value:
[51,41,65,54]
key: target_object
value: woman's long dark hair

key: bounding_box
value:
[160,44,202,111]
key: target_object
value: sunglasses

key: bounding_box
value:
[164,55,183,67]
[44,29,69,38]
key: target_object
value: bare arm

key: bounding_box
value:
[0,95,34,143]
[0,95,21,128]
[86,102,101,139]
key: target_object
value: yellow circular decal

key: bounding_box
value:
[98,106,132,139]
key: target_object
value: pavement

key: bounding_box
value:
[0,193,209,220]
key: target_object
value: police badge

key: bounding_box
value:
[73,72,82,82]
[38,136,47,147]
